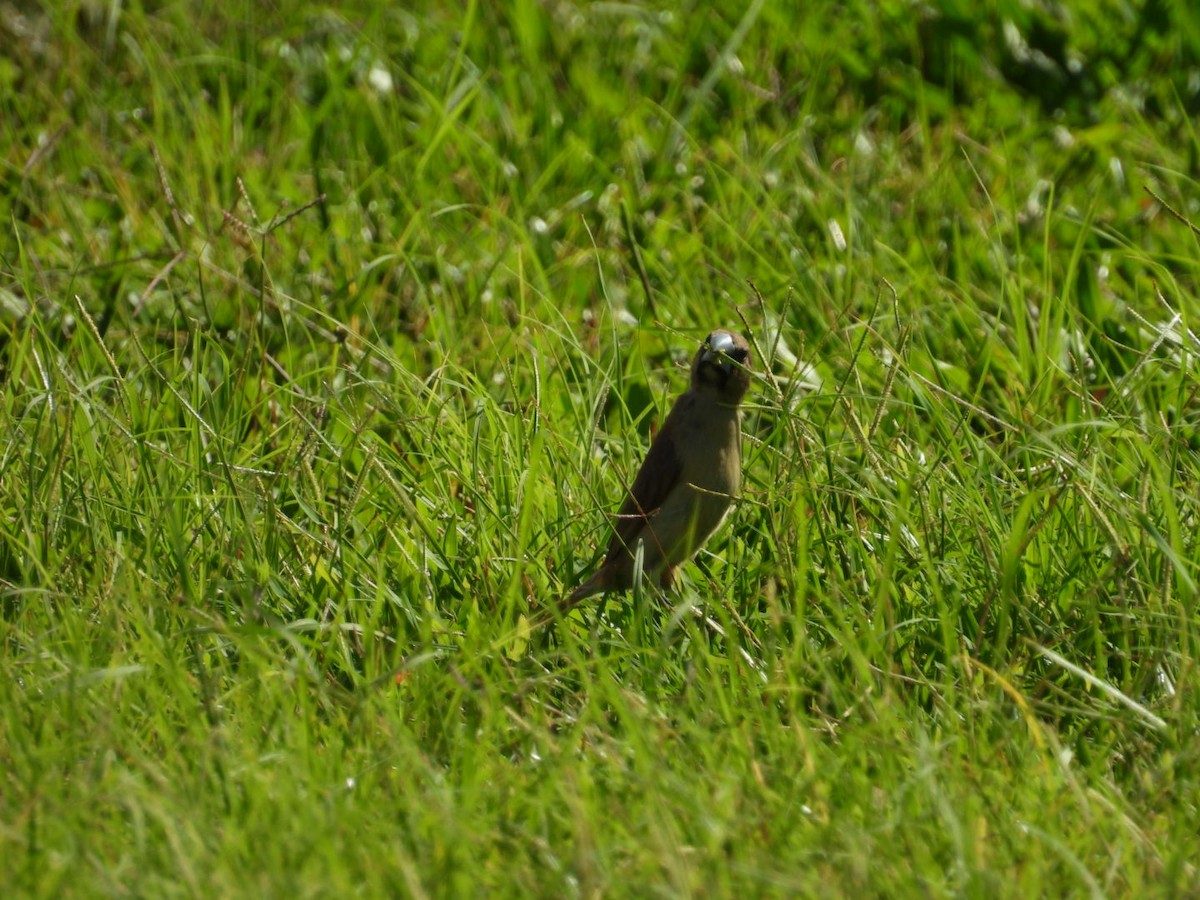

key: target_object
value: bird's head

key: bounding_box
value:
[691,329,752,404]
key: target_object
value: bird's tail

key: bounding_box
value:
[561,575,602,610]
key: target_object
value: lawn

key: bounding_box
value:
[3,1,1199,895]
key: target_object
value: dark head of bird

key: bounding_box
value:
[691,329,752,403]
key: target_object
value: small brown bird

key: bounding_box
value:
[567,329,752,605]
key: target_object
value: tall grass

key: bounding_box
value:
[2,1,1198,895]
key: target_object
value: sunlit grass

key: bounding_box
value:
[2,1,1199,895]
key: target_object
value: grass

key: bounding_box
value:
[2,0,1199,895]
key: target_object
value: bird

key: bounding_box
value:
[566,328,752,606]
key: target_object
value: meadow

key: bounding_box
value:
[2,1,1199,895]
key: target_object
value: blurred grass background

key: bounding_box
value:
[3,0,1199,895]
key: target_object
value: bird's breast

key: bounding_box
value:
[649,400,741,564]
[676,404,741,494]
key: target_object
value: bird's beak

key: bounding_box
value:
[702,332,737,364]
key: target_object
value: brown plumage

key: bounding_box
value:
[567,329,752,605]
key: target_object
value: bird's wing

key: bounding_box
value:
[602,399,686,561]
